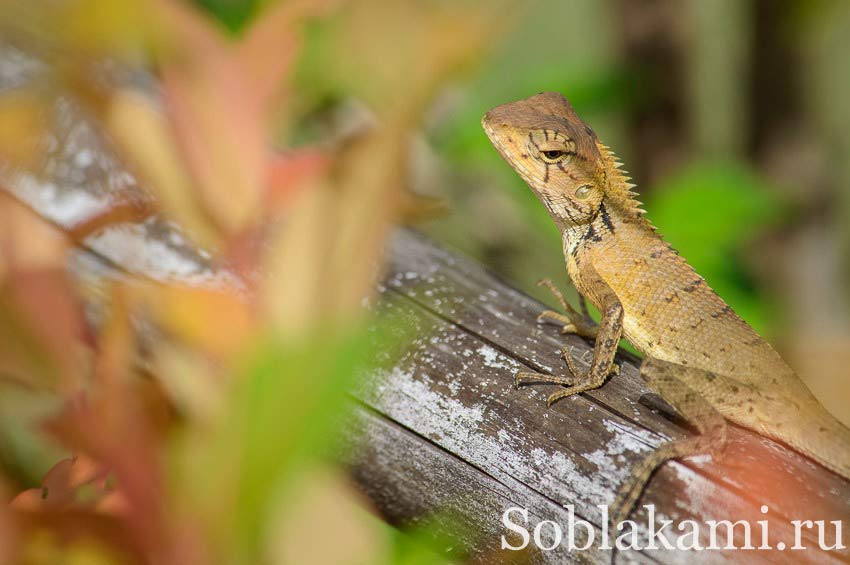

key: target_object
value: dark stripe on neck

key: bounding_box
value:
[599,202,615,233]
[582,223,602,242]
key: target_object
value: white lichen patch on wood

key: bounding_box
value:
[475,344,522,372]
[378,367,487,442]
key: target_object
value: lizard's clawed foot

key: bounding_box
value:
[514,352,619,405]
[544,375,617,406]
[514,370,589,406]
[535,279,598,339]
[542,353,620,405]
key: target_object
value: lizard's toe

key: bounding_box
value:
[546,392,562,407]
[545,385,590,406]
[561,351,589,379]
[537,310,570,326]
[514,371,574,389]
[514,371,542,388]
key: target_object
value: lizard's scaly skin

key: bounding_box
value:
[482,92,850,516]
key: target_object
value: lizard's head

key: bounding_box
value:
[482,92,607,226]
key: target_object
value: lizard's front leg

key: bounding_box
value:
[610,357,728,529]
[535,278,599,338]
[516,289,623,406]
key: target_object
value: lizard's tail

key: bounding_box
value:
[787,404,850,482]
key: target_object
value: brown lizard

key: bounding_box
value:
[481,92,850,525]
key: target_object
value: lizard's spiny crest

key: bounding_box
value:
[596,142,649,221]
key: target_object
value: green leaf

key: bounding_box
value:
[192,0,260,34]
[0,383,66,488]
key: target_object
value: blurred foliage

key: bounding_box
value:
[0,0,489,562]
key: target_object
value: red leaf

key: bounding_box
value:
[265,150,330,215]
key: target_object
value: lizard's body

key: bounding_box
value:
[482,92,850,523]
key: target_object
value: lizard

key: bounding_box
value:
[481,91,850,526]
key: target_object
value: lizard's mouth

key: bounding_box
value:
[481,119,512,164]
[481,121,538,188]
[481,116,497,142]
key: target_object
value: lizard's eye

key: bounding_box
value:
[541,149,566,163]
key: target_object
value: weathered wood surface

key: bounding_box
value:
[2,38,849,564]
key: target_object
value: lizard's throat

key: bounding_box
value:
[533,191,570,227]
[562,203,616,255]
[533,187,602,230]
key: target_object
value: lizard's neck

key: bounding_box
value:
[562,198,640,258]
[563,144,656,255]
